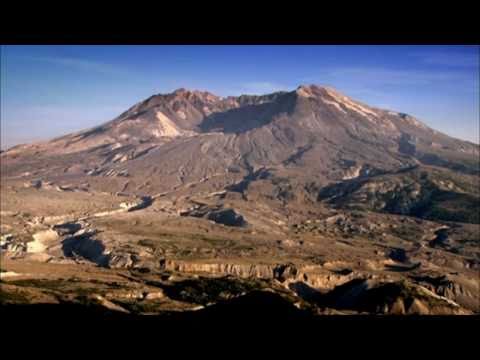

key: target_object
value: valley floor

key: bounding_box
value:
[1,178,478,316]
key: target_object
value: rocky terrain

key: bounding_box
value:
[1,85,479,317]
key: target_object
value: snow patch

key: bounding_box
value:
[155,111,182,137]
[325,89,379,120]
[322,98,347,114]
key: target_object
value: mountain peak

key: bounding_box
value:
[296,84,318,98]
[295,84,338,98]
[171,88,220,103]
[297,84,321,90]
[3,83,478,179]
[173,87,188,94]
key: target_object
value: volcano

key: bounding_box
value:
[3,85,478,197]
[1,85,479,316]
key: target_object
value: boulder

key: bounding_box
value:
[205,208,245,227]
[24,179,42,189]
[53,222,83,236]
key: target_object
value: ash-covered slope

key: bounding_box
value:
[2,85,478,198]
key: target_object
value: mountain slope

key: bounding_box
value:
[2,85,478,199]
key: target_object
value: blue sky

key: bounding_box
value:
[1,45,478,148]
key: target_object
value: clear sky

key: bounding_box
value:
[1,45,478,149]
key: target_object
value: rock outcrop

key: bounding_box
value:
[161,260,356,291]
[180,206,246,227]
[320,278,470,315]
